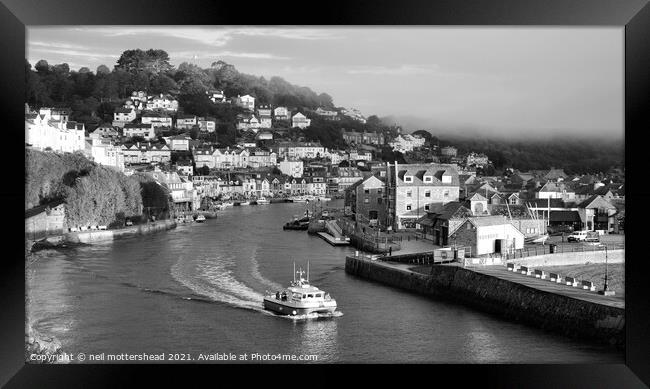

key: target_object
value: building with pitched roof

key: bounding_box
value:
[291,112,311,129]
[234,94,255,111]
[247,148,277,168]
[85,137,125,171]
[450,215,525,256]
[535,181,575,201]
[577,195,618,232]
[176,114,198,130]
[146,93,179,112]
[167,135,192,151]
[123,123,156,140]
[207,89,226,103]
[345,174,388,227]
[121,142,171,164]
[279,157,304,178]
[273,106,290,120]
[141,112,173,128]
[387,162,460,230]
[112,107,136,128]
[25,111,85,153]
[198,117,216,133]
[315,107,340,120]
[389,134,425,153]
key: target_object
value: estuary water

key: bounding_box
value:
[26,201,623,363]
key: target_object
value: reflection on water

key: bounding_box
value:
[291,317,340,362]
[26,202,623,363]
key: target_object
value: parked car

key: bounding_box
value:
[567,231,600,242]
[125,219,133,226]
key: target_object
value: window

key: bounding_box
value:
[444,190,449,197]
[364,198,369,203]
[424,176,432,183]
[442,175,452,183]
[407,191,412,197]
[425,204,430,211]
[406,204,412,211]
[364,189,370,194]
[467,223,471,230]
[425,191,431,198]
[404,176,413,183]
[377,198,382,204]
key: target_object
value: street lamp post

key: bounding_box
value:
[599,244,615,296]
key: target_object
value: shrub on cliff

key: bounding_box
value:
[26,149,143,227]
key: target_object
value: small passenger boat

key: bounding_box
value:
[263,263,337,316]
[256,197,270,205]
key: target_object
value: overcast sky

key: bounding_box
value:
[27,26,623,138]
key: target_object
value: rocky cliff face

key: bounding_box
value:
[25,325,67,364]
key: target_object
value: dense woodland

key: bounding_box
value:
[411,130,624,175]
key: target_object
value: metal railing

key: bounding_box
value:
[500,242,624,261]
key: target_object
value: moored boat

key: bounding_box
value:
[263,263,337,316]
[195,214,206,223]
[256,197,270,205]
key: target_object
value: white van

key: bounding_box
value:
[567,231,599,242]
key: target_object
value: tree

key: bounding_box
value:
[150,73,178,94]
[196,165,210,176]
[96,64,110,75]
[35,59,50,73]
[317,93,334,108]
[189,126,199,140]
[115,49,172,76]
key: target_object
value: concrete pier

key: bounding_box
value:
[64,220,177,244]
[345,254,624,348]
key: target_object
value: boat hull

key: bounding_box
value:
[263,298,337,316]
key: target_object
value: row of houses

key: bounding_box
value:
[345,163,623,239]
[25,108,86,153]
[193,173,329,198]
[113,110,217,132]
[123,91,179,113]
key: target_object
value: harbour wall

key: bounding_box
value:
[345,255,625,348]
[64,220,177,244]
[507,249,624,267]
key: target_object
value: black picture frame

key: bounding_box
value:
[2,0,649,387]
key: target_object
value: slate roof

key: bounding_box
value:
[466,215,510,227]
[577,195,616,209]
[124,123,153,129]
[395,164,459,186]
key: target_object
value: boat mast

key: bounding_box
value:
[293,262,295,283]
[307,261,309,281]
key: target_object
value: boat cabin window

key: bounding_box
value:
[292,293,302,299]
[315,294,322,298]
[302,294,307,298]
[307,294,314,298]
